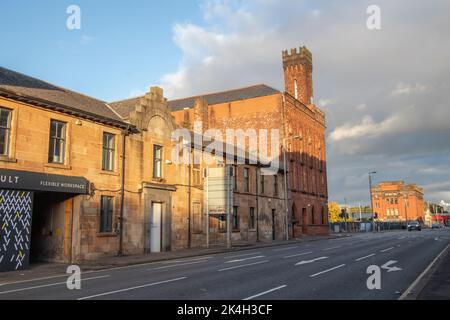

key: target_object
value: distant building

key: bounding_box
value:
[371,181,425,222]
[424,202,450,226]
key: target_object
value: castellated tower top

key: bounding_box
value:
[282,46,313,69]
[282,45,314,105]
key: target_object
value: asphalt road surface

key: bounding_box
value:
[0,229,449,300]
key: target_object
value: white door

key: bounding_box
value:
[150,203,162,253]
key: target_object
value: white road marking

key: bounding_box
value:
[381,260,402,273]
[273,246,299,252]
[148,260,208,270]
[78,277,187,300]
[160,256,214,264]
[225,256,265,264]
[400,243,450,300]
[355,253,375,261]
[0,273,72,287]
[310,264,346,278]
[224,252,262,259]
[218,260,269,272]
[295,257,328,266]
[398,236,406,240]
[380,247,394,252]
[322,246,342,251]
[243,285,287,301]
[0,275,111,295]
[283,251,313,259]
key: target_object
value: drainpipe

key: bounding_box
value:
[188,149,192,248]
[256,167,260,242]
[118,129,128,256]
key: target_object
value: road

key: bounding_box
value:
[0,229,449,300]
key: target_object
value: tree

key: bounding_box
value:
[328,202,341,223]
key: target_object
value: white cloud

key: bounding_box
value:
[391,82,430,97]
[318,98,335,107]
[159,0,450,204]
[80,35,94,45]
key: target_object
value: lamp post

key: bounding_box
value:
[282,135,302,241]
[403,192,409,228]
[369,171,377,232]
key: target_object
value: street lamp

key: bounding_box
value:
[283,135,302,241]
[369,171,377,232]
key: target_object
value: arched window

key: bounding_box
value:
[294,79,299,99]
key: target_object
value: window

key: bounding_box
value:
[294,79,299,100]
[100,196,114,233]
[48,120,66,164]
[232,165,237,191]
[232,206,239,230]
[274,175,278,196]
[102,133,115,171]
[193,151,202,186]
[0,107,12,156]
[321,206,325,225]
[260,173,265,194]
[249,207,255,230]
[244,168,250,192]
[153,145,163,178]
[311,206,315,225]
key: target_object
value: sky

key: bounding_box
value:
[1,0,449,207]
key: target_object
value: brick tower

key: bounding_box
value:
[282,46,314,105]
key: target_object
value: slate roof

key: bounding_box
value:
[0,66,128,127]
[168,84,280,111]
[109,84,280,117]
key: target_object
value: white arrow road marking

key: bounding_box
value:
[225,255,265,264]
[381,260,402,273]
[295,256,328,266]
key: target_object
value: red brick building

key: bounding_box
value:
[372,181,425,222]
[169,46,329,236]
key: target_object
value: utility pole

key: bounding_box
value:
[369,171,377,233]
[205,167,209,249]
[226,165,232,249]
[344,198,348,232]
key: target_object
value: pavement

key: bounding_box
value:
[0,229,449,300]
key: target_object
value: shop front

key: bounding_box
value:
[0,169,89,272]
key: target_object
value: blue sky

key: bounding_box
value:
[0,0,202,101]
[1,0,450,205]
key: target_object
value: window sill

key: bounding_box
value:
[0,156,17,163]
[100,170,119,176]
[97,232,117,238]
[45,163,71,170]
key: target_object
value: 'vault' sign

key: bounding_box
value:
[0,169,89,194]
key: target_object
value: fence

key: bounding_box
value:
[329,221,407,233]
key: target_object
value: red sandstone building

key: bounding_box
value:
[372,181,425,222]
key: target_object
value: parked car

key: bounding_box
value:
[407,221,421,231]
[431,223,444,229]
